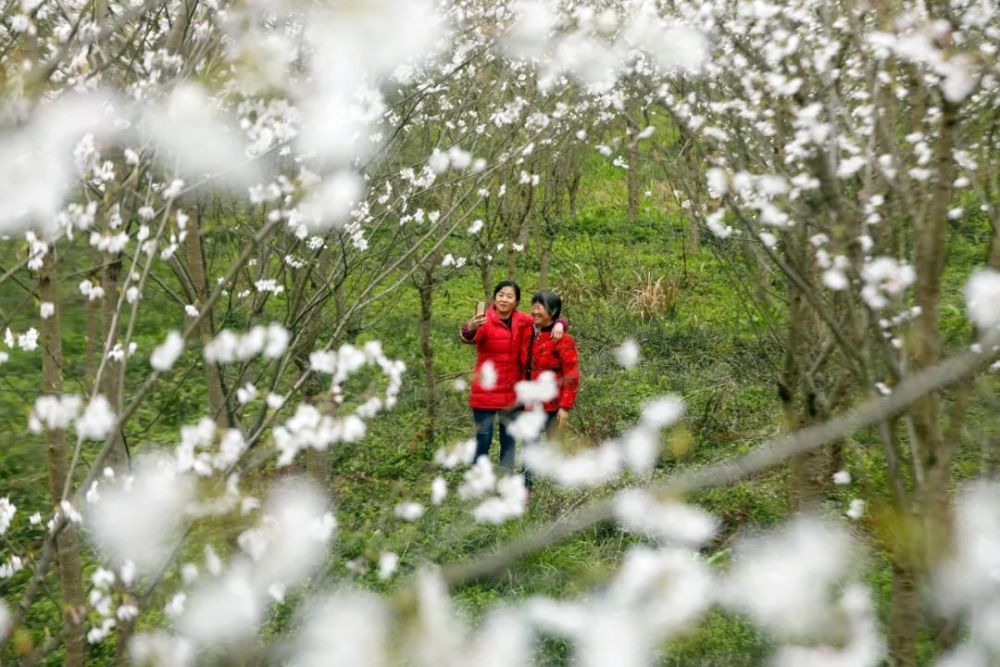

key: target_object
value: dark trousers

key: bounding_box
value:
[473,408,519,472]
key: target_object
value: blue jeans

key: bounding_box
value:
[473,408,519,472]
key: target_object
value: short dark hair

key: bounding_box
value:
[531,290,562,321]
[493,280,521,303]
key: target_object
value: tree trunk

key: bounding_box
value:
[100,253,128,469]
[784,236,825,511]
[505,238,518,281]
[185,205,229,428]
[330,238,362,343]
[84,256,100,395]
[983,435,1000,477]
[480,259,493,303]
[297,239,337,487]
[683,132,701,254]
[165,0,198,54]
[39,251,87,667]
[115,601,135,666]
[418,265,437,446]
[909,100,958,567]
[567,170,581,218]
[537,227,553,291]
[626,128,640,223]
[888,558,918,667]
[687,216,700,255]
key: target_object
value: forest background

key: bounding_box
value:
[0,0,999,665]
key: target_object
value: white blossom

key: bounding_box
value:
[861,257,915,309]
[458,456,497,499]
[706,168,728,198]
[965,269,1000,330]
[0,498,15,536]
[151,331,184,371]
[179,567,261,646]
[395,502,425,521]
[722,517,859,639]
[479,360,498,390]
[846,499,866,520]
[289,591,390,667]
[237,383,258,405]
[434,439,477,469]
[377,551,399,580]
[431,477,448,505]
[514,371,558,406]
[17,328,38,351]
[615,339,640,369]
[76,394,115,441]
[31,394,82,432]
[87,455,194,573]
[614,490,717,547]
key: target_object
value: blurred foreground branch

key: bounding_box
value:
[441,330,1000,587]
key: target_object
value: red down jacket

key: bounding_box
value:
[460,305,535,410]
[521,325,580,412]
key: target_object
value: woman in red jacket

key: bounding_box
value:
[460,280,563,472]
[521,290,579,433]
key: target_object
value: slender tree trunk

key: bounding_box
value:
[687,216,700,255]
[888,558,918,667]
[537,234,553,290]
[980,233,1000,475]
[909,101,958,567]
[304,395,335,487]
[783,325,825,509]
[567,171,581,218]
[684,136,701,254]
[165,0,197,53]
[872,413,920,667]
[100,253,128,468]
[418,265,437,446]
[626,127,640,223]
[39,251,87,667]
[329,239,362,343]
[480,259,493,303]
[185,206,229,428]
[984,434,1000,477]
[785,236,825,510]
[518,216,532,256]
[84,254,100,395]
[505,237,518,281]
[296,239,337,487]
[115,600,135,666]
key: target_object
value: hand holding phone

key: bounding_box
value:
[469,301,487,331]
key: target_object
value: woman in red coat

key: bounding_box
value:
[460,280,563,472]
[521,290,580,433]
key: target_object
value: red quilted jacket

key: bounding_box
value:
[520,326,580,412]
[460,306,534,410]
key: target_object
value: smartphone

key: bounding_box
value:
[475,301,486,317]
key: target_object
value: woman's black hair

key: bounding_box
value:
[531,290,562,321]
[493,280,521,304]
